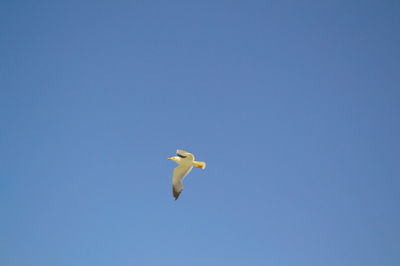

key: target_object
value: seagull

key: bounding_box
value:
[168,149,206,200]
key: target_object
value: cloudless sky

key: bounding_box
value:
[1,1,399,265]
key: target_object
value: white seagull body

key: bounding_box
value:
[168,150,206,200]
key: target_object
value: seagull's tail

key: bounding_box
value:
[193,161,206,169]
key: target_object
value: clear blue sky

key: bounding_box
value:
[1,1,399,265]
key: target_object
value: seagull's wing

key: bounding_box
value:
[177,150,194,160]
[172,164,193,200]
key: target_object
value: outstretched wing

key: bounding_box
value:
[172,164,193,200]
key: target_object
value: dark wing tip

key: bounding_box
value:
[173,187,181,200]
[172,189,181,200]
[176,150,188,158]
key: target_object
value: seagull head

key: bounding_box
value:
[168,156,180,163]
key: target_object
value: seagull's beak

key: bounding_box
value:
[168,157,173,160]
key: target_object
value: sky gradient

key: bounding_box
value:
[1,1,399,265]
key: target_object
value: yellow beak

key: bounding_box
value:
[168,157,173,160]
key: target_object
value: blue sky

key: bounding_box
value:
[1,1,399,265]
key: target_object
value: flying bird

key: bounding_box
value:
[168,150,206,200]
